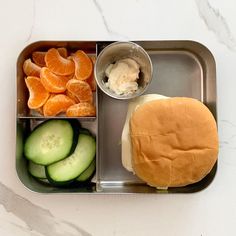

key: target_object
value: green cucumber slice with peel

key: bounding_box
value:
[76,159,96,182]
[28,161,46,179]
[24,120,75,165]
[46,133,96,184]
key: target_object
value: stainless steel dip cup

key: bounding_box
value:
[94,41,153,100]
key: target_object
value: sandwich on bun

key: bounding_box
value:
[121,95,218,188]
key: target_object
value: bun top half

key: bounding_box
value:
[130,97,218,188]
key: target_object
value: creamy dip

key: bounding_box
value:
[105,58,140,95]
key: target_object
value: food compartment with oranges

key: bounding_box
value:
[17,41,97,118]
[16,41,97,193]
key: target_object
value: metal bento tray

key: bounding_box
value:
[16,40,217,194]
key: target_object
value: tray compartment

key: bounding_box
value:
[97,41,217,193]
[17,41,97,118]
[16,118,96,193]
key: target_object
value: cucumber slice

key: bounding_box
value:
[28,161,46,179]
[79,128,91,135]
[76,159,95,182]
[24,120,74,165]
[37,178,50,184]
[46,134,96,183]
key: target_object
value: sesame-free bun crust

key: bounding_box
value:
[130,97,218,188]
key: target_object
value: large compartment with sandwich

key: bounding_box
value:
[16,40,217,193]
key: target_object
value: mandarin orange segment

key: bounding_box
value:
[66,79,93,103]
[25,76,49,109]
[32,51,46,67]
[65,90,80,103]
[45,48,75,76]
[72,50,93,80]
[66,103,96,117]
[57,47,68,58]
[66,73,75,80]
[23,59,41,77]
[86,74,96,91]
[43,94,75,116]
[40,67,71,93]
[85,56,96,91]
[32,48,68,67]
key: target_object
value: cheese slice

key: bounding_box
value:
[121,94,169,172]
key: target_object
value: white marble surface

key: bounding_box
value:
[0,0,236,235]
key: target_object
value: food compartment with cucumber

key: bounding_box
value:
[16,119,96,192]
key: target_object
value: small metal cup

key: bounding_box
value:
[94,41,153,100]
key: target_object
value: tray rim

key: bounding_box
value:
[15,40,217,194]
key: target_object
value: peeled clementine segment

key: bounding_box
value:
[86,76,96,91]
[45,48,75,76]
[25,76,49,109]
[65,90,80,103]
[57,47,68,58]
[86,74,96,91]
[67,73,75,80]
[66,103,96,117]
[23,59,41,77]
[85,56,96,91]
[32,48,68,67]
[48,93,57,99]
[72,50,93,80]
[43,94,75,116]
[32,51,46,67]
[40,67,71,93]
[66,79,93,103]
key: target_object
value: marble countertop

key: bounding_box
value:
[1,0,236,235]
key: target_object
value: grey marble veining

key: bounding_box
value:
[195,0,236,51]
[25,0,36,43]
[92,0,130,40]
[0,183,91,236]
[220,120,236,150]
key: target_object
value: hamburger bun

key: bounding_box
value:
[123,96,218,188]
[121,94,168,172]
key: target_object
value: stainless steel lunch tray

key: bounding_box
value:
[16,40,217,194]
